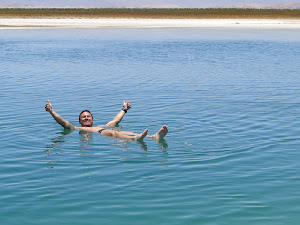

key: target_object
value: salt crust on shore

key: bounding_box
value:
[1,18,300,29]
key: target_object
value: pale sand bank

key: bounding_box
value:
[1,18,300,29]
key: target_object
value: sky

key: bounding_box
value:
[0,0,299,8]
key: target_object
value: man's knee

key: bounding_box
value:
[111,130,119,137]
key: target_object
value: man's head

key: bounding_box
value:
[79,110,94,127]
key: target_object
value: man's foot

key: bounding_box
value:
[135,129,148,141]
[152,125,168,140]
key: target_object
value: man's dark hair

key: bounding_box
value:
[79,110,93,122]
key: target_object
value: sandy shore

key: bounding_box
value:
[1,18,300,29]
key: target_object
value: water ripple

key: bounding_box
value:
[1,28,300,225]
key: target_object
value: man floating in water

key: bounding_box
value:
[45,100,168,141]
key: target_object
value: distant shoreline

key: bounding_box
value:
[1,18,300,29]
[1,8,300,30]
[1,8,300,19]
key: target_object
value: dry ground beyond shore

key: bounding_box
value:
[0,8,300,19]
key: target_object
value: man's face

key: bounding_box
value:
[79,112,94,127]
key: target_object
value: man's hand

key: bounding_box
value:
[45,100,53,112]
[123,100,131,111]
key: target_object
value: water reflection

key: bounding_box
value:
[116,137,168,152]
[137,140,148,151]
[79,130,93,142]
[45,129,168,155]
[45,130,73,169]
[45,129,73,156]
[155,138,169,151]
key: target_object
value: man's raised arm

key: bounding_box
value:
[45,100,75,130]
[106,100,131,127]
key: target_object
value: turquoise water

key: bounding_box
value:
[1,28,300,224]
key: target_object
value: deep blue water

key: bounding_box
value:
[1,28,300,225]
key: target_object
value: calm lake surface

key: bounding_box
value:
[1,28,300,225]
